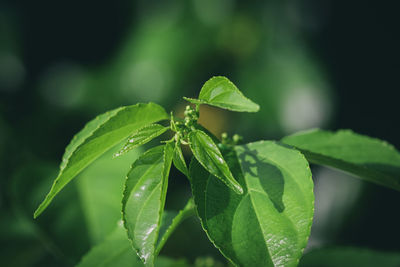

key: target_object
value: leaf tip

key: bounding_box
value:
[33,207,42,219]
[33,194,53,219]
[253,103,260,112]
[233,184,244,195]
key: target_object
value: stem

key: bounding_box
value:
[155,198,196,255]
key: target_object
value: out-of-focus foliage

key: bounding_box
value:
[282,129,400,191]
[299,247,400,267]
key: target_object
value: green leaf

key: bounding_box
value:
[299,247,400,267]
[190,141,314,267]
[114,124,169,158]
[77,224,190,267]
[184,76,259,112]
[34,103,168,218]
[172,142,189,178]
[282,129,400,191]
[61,107,121,170]
[122,144,173,266]
[188,130,243,194]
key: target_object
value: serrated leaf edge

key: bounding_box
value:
[199,76,260,112]
[243,140,314,266]
[121,147,163,265]
[188,130,243,194]
[189,157,239,267]
[114,123,169,158]
[121,144,172,267]
[172,142,189,178]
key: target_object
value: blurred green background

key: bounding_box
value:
[1,0,399,266]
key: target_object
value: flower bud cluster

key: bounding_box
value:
[219,132,243,150]
[183,105,199,128]
[170,105,200,145]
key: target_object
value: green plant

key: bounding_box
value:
[34,76,400,266]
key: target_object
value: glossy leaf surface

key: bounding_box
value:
[184,76,259,112]
[172,142,189,178]
[299,247,400,267]
[188,130,243,194]
[114,124,169,158]
[282,129,400,191]
[35,103,168,218]
[191,141,314,267]
[122,145,173,266]
[77,224,189,267]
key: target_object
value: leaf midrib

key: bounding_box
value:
[203,171,241,264]
[239,168,274,264]
[235,145,309,265]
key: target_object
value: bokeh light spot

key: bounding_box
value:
[39,62,87,108]
[280,87,332,134]
[0,53,25,92]
[120,60,170,102]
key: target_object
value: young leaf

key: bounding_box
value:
[156,211,178,251]
[172,142,189,178]
[156,199,195,255]
[114,124,169,158]
[282,129,400,191]
[184,76,259,112]
[299,247,400,267]
[122,144,173,266]
[188,130,243,194]
[191,141,314,267]
[34,103,168,218]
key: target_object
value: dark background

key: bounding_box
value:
[1,0,399,266]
